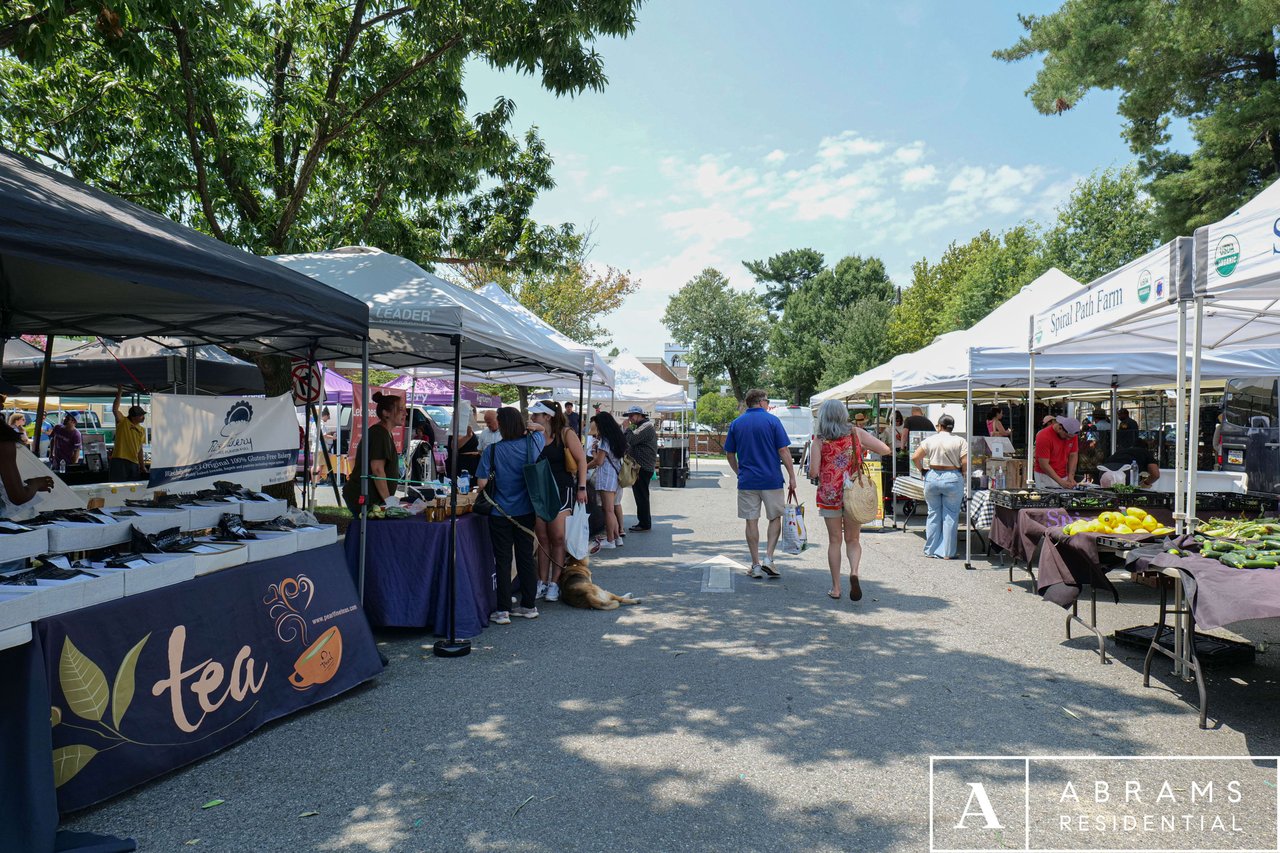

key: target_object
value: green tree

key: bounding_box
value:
[769,254,894,404]
[820,298,894,390]
[743,248,825,315]
[887,234,997,354]
[996,1,1280,237]
[945,224,1049,330]
[0,0,640,264]
[662,268,769,402]
[1043,166,1162,283]
[695,391,740,429]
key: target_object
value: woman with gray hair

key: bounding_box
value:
[807,399,890,601]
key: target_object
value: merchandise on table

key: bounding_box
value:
[990,488,1060,509]
[1061,506,1173,537]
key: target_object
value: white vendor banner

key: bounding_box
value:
[148,393,298,491]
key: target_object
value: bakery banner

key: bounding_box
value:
[148,393,299,491]
[36,543,383,813]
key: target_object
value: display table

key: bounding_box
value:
[344,514,496,637]
[0,542,382,852]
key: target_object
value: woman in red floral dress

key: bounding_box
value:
[808,399,891,601]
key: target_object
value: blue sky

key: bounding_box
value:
[466,0,1144,356]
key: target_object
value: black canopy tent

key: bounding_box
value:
[6,337,264,396]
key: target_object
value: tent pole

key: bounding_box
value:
[1172,299,1188,679]
[32,335,54,457]
[1026,350,1036,487]
[964,376,973,570]
[1109,386,1118,454]
[434,334,471,658]
[185,344,196,395]
[890,389,897,530]
[358,339,370,605]
[1186,295,1205,523]
[578,373,586,438]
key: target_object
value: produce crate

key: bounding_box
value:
[1058,491,1119,512]
[1224,493,1276,515]
[1190,492,1230,511]
[990,489,1060,510]
[1113,624,1255,667]
[1109,490,1174,510]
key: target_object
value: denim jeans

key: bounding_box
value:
[923,469,964,558]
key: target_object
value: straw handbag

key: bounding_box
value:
[842,433,879,525]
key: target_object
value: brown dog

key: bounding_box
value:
[558,556,641,610]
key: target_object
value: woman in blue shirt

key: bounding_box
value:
[476,407,545,625]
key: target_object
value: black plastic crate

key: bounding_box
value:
[1224,493,1276,515]
[991,489,1060,510]
[1113,624,1255,666]
[1058,491,1119,512]
[1109,490,1174,510]
[1191,492,1231,511]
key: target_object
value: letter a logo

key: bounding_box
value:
[955,783,1004,830]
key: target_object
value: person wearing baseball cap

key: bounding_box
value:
[1034,415,1080,489]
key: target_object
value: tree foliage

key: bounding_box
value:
[0,0,640,267]
[1042,166,1162,283]
[695,391,740,429]
[945,225,1050,331]
[887,234,998,354]
[996,0,1280,237]
[768,254,894,404]
[743,248,826,315]
[662,268,769,403]
[819,297,894,391]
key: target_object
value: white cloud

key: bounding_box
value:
[764,149,788,164]
[660,206,754,245]
[816,131,887,169]
[901,164,938,188]
[894,143,926,164]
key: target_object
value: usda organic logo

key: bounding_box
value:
[1137,270,1152,303]
[1215,234,1241,277]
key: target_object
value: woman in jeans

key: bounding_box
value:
[475,407,545,624]
[527,401,588,602]
[587,412,629,550]
[911,414,969,559]
[807,399,891,601]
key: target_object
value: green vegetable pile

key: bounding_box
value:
[1186,517,1280,569]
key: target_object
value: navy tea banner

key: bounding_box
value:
[36,543,383,813]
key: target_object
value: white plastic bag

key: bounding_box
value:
[566,502,591,560]
[782,500,808,555]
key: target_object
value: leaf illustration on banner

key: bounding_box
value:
[111,632,151,730]
[60,636,109,722]
[50,706,61,727]
[52,744,98,787]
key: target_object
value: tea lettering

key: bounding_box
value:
[151,626,268,733]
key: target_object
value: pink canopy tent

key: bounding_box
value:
[323,370,500,407]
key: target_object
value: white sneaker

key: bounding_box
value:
[490,610,511,625]
[598,540,617,550]
[615,537,624,547]
[512,606,539,619]
[536,581,547,599]
[546,582,560,602]
[759,556,781,579]
[747,564,765,579]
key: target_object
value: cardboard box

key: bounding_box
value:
[987,457,1026,489]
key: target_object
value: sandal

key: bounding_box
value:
[826,590,841,599]
[848,575,863,602]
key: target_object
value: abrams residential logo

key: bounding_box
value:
[1137,270,1152,303]
[208,400,256,455]
[930,755,1279,852]
[1215,234,1241,277]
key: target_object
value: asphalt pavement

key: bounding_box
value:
[66,460,1280,851]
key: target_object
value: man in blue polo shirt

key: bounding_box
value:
[724,388,797,579]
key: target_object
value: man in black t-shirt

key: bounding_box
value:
[903,406,936,433]
[1115,408,1140,448]
[1099,443,1160,487]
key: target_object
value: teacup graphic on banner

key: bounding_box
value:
[288,626,343,689]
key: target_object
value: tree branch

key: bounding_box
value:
[169,24,226,242]
[358,5,412,32]
[0,2,84,50]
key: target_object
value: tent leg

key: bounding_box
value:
[1181,295,1206,683]
[964,378,973,570]
[434,334,471,659]
[358,340,370,606]
[1026,351,1036,487]
[1109,386,1118,454]
[890,389,897,530]
[578,373,585,438]
[32,335,54,458]
[1172,300,1188,678]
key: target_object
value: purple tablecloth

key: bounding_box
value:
[345,514,496,636]
[1143,552,1280,631]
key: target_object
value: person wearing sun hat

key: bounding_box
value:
[623,405,657,530]
[1034,415,1080,489]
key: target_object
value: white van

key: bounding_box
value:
[770,405,813,462]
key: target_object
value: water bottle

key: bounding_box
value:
[458,472,471,495]
[58,459,66,475]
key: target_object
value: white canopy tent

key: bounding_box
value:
[606,353,687,409]
[272,246,588,657]
[474,283,615,394]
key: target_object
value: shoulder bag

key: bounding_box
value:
[562,429,580,476]
[524,435,564,522]
[842,431,880,525]
[473,445,499,515]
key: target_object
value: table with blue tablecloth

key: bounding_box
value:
[344,514,496,637]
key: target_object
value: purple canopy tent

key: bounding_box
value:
[323,369,499,407]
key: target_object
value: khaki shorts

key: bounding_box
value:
[738,488,786,520]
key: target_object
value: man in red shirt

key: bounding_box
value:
[1034,416,1080,488]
